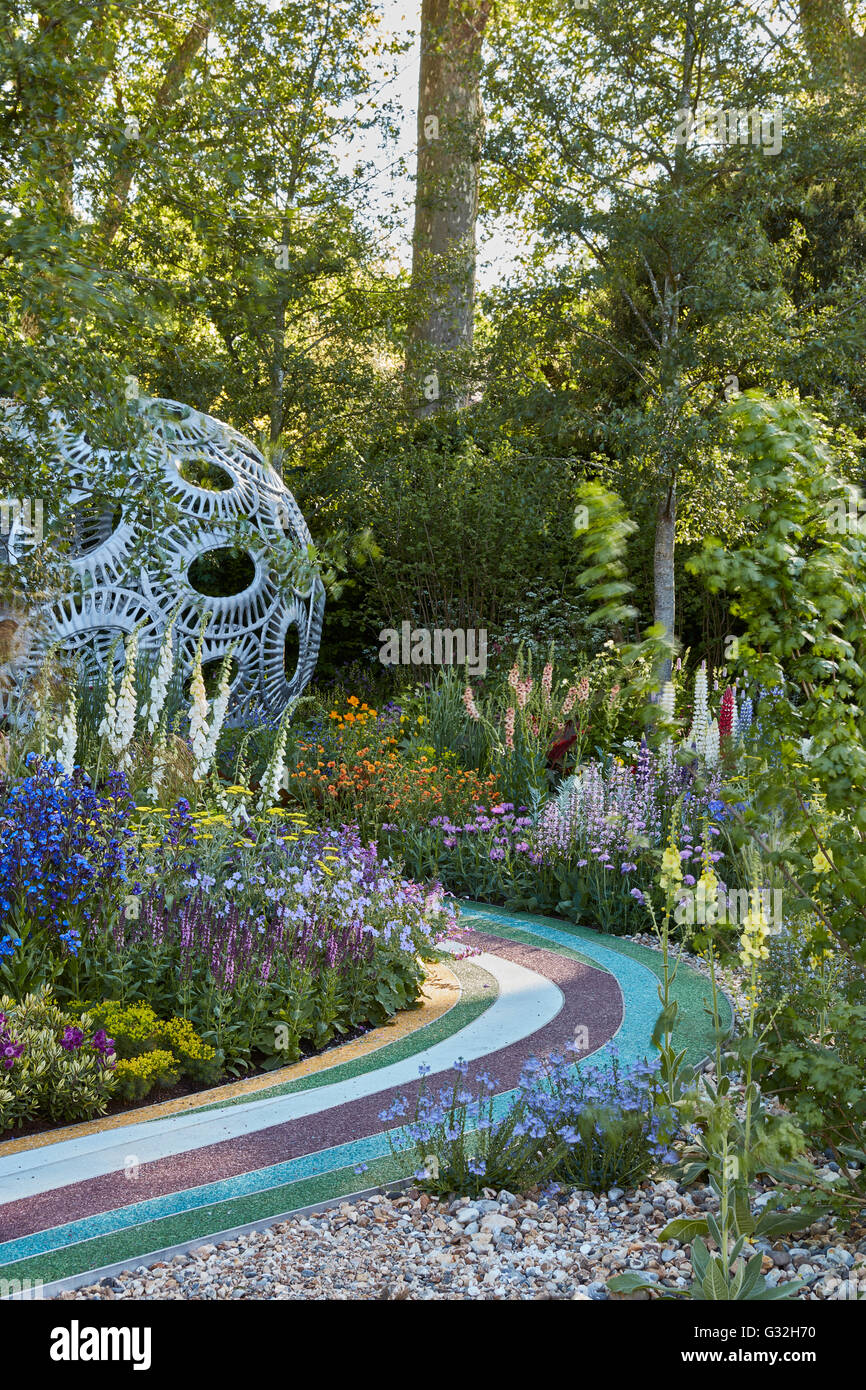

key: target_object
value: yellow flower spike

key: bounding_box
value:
[659,830,683,903]
[738,889,771,970]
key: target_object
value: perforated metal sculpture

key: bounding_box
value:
[1,397,324,721]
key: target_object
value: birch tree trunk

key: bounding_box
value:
[406,0,490,412]
[654,484,677,683]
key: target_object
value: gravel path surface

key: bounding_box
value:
[55,1180,866,1301]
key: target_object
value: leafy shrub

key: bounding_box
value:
[82,1000,223,1090]
[0,988,116,1133]
[755,926,866,1199]
[353,432,580,636]
[113,1050,180,1102]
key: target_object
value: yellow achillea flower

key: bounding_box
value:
[316,859,334,875]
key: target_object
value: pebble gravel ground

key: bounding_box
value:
[56,1180,866,1301]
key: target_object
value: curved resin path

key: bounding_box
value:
[0,905,729,1291]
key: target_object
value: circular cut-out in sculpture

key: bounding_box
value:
[260,600,317,713]
[29,588,164,684]
[177,455,235,492]
[187,547,257,598]
[283,626,300,684]
[70,499,123,558]
[4,396,324,720]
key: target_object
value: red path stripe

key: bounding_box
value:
[0,932,622,1242]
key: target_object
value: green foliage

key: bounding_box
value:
[113,1050,180,1103]
[689,393,866,959]
[355,428,582,636]
[82,1000,224,1094]
[0,989,116,1133]
[755,926,866,1205]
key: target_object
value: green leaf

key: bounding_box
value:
[737,1254,767,1300]
[754,1208,820,1238]
[606,1271,659,1296]
[734,1187,755,1237]
[751,1280,805,1300]
[690,1237,711,1282]
[658,1216,710,1243]
[701,1255,731,1301]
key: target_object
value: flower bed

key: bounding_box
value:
[0,758,453,1133]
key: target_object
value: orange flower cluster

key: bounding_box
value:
[328,695,377,731]
[287,738,500,831]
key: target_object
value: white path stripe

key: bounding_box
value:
[0,945,564,1204]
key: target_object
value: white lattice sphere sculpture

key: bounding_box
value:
[6,397,324,721]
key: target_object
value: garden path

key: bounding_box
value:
[0,905,729,1294]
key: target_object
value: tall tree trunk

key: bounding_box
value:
[799,0,856,81]
[654,484,676,683]
[405,0,490,412]
[800,0,866,84]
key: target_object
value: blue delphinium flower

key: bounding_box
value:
[0,757,137,945]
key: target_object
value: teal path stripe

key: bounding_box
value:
[458,901,731,1066]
